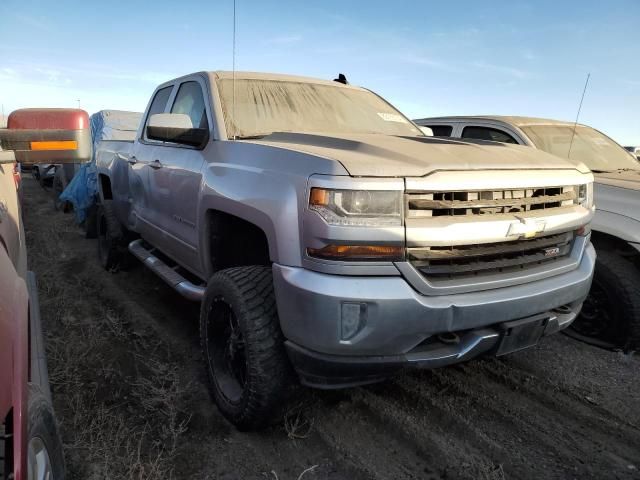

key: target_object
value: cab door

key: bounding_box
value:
[145,78,210,274]
[129,84,175,244]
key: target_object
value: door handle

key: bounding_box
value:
[127,155,137,165]
[149,159,163,169]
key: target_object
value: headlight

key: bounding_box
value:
[576,183,593,208]
[309,188,402,226]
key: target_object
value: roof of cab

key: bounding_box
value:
[154,70,365,93]
[210,71,362,89]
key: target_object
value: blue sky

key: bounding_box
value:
[0,0,638,144]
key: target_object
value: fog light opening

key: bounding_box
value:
[437,332,460,345]
[341,302,367,341]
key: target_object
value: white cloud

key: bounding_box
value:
[0,61,176,115]
[402,54,444,68]
[471,61,529,79]
[401,54,457,72]
[0,61,176,86]
[268,34,303,45]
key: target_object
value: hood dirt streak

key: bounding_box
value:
[249,132,590,177]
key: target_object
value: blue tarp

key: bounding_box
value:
[59,110,141,224]
[59,162,97,223]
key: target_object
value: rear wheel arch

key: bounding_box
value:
[98,173,113,201]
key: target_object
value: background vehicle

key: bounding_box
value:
[31,163,56,187]
[95,72,595,430]
[624,146,640,160]
[414,115,640,350]
[7,109,91,210]
[0,109,90,480]
[66,110,142,235]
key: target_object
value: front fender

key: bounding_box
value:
[196,141,347,279]
[198,163,303,278]
[592,209,640,246]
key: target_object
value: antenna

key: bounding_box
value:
[567,73,590,159]
[232,0,237,140]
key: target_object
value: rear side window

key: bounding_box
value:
[462,126,518,144]
[427,125,453,137]
[143,86,173,139]
[171,81,209,130]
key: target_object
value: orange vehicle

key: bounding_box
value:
[0,109,90,480]
[6,108,91,169]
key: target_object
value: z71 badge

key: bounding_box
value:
[544,247,561,257]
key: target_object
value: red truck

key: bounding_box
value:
[0,109,90,480]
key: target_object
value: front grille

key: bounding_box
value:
[408,232,574,280]
[406,186,579,218]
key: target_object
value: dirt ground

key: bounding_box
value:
[21,176,640,480]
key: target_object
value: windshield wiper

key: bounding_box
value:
[232,134,268,140]
[592,168,640,173]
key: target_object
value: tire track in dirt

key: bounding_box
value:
[358,361,640,479]
[468,358,640,431]
[311,395,444,480]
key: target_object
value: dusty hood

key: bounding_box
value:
[594,171,640,191]
[247,132,590,177]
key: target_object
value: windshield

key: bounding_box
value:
[217,78,422,139]
[522,124,640,172]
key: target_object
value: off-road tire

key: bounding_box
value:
[97,200,125,271]
[200,266,293,430]
[84,203,98,239]
[571,249,640,351]
[27,383,66,480]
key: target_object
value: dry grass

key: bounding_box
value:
[44,298,192,480]
[30,233,192,479]
[283,403,315,440]
[21,181,194,479]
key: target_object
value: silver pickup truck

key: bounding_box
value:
[414,116,639,351]
[95,72,595,429]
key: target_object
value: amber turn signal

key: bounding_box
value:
[307,244,404,261]
[309,187,330,206]
[30,140,78,151]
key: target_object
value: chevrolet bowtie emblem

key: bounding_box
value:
[507,216,546,239]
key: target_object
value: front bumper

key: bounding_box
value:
[273,242,596,387]
[286,306,578,388]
